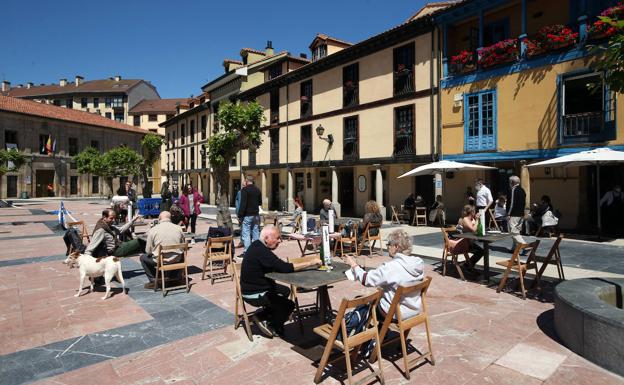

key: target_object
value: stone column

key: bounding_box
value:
[330,166,341,217]
[520,160,531,210]
[287,169,294,212]
[208,170,215,205]
[434,172,443,198]
[375,164,386,219]
[261,169,268,210]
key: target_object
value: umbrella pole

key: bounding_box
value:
[597,165,602,240]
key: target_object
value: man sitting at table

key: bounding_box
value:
[240,225,319,337]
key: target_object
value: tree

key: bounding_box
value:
[590,16,624,92]
[74,146,143,198]
[140,134,165,198]
[0,149,27,176]
[206,100,265,229]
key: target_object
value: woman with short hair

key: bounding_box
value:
[345,229,424,320]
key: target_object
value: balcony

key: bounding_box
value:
[343,83,359,108]
[562,112,603,138]
[393,68,414,96]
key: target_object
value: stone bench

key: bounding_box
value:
[554,278,624,376]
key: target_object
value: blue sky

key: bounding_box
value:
[1,0,429,98]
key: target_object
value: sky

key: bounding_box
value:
[1,0,429,98]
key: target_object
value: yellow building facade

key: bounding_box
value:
[436,0,624,230]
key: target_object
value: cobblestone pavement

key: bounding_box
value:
[0,200,622,384]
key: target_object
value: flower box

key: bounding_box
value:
[478,39,519,68]
[523,24,578,58]
[588,2,624,41]
[450,50,476,74]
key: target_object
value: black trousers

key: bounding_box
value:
[185,213,198,234]
[140,253,182,282]
[468,242,485,267]
[244,284,294,330]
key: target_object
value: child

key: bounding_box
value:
[494,195,508,232]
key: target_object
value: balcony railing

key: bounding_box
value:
[562,112,604,137]
[393,69,414,96]
[270,148,279,165]
[393,135,415,157]
[343,85,359,108]
[343,140,358,161]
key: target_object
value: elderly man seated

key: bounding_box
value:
[240,225,319,337]
[85,209,144,258]
[319,199,338,222]
[140,211,186,289]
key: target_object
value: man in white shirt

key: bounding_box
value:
[475,179,493,210]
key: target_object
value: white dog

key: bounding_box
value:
[64,252,126,300]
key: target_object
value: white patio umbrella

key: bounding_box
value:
[527,147,624,233]
[398,160,497,178]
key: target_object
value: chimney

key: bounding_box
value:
[75,75,84,86]
[60,78,67,87]
[300,53,307,59]
[114,75,121,81]
[265,40,274,56]
[1,81,10,92]
[26,82,33,89]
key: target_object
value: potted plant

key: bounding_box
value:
[588,3,624,41]
[478,39,519,68]
[450,50,476,74]
[523,24,579,58]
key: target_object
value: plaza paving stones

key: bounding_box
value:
[0,199,623,384]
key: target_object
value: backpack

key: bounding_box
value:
[306,218,317,233]
[335,304,371,341]
[207,226,233,256]
[62,227,86,255]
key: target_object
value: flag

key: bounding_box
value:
[58,201,66,230]
[52,138,57,154]
[46,135,53,155]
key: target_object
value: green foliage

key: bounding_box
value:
[101,146,143,178]
[591,16,624,93]
[207,101,265,166]
[141,133,165,165]
[74,147,102,175]
[0,149,27,175]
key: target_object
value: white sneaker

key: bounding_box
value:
[190,239,196,245]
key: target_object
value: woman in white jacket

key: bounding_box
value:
[344,229,424,320]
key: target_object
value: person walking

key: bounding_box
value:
[238,175,262,252]
[178,184,204,244]
[160,180,173,212]
[507,175,526,252]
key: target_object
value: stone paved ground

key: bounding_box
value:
[0,199,622,385]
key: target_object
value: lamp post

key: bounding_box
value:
[315,124,334,145]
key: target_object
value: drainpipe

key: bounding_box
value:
[430,25,435,161]
[437,24,443,162]
[285,60,294,212]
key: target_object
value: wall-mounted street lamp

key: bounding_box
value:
[315,124,334,145]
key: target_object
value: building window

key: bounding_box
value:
[312,44,327,61]
[53,99,61,106]
[114,113,124,122]
[65,99,73,109]
[464,90,496,152]
[230,153,237,167]
[173,131,176,148]
[70,176,78,195]
[105,112,112,119]
[190,120,195,142]
[111,96,123,107]
[201,115,207,140]
[4,130,18,148]
[343,63,359,108]
[39,134,49,154]
[148,114,157,122]
[268,63,282,80]
[81,98,88,108]
[270,128,279,165]
[270,89,280,124]
[105,97,112,107]
[300,80,313,118]
[68,137,79,156]
[133,115,140,126]
[394,105,415,156]
[91,140,99,151]
[300,125,312,164]
[181,123,186,145]
[393,43,415,96]
[190,147,195,169]
[213,102,220,132]
[201,149,206,168]
[248,147,256,167]
[560,72,615,143]
[92,176,99,194]
[181,148,185,169]
[484,19,510,47]
[7,175,18,198]
[343,116,359,160]
[93,98,99,108]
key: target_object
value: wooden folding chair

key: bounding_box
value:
[369,277,435,379]
[496,240,541,299]
[232,262,254,341]
[412,207,427,226]
[201,235,234,284]
[440,226,470,281]
[487,208,500,231]
[532,234,565,288]
[154,243,190,297]
[282,215,301,240]
[357,222,382,256]
[334,223,358,256]
[390,206,406,225]
[67,220,91,243]
[313,290,385,385]
[287,255,321,332]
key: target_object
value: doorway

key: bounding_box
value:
[270,173,280,210]
[6,175,18,198]
[339,169,354,217]
[415,175,434,206]
[35,170,55,197]
[231,178,241,208]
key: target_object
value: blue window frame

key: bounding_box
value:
[464,89,497,152]
[558,71,616,144]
